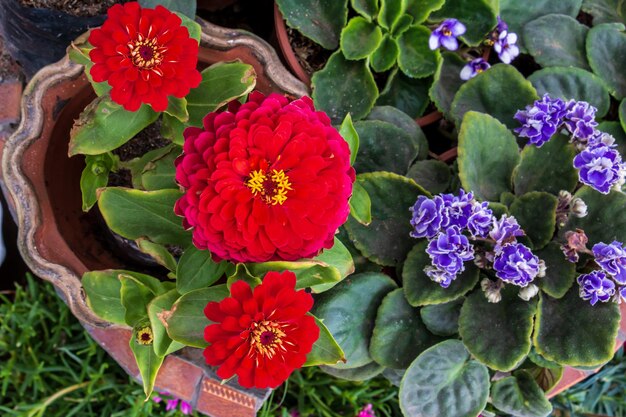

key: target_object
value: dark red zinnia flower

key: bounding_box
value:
[203,271,319,388]
[174,92,355,263]
[88,2,202,111]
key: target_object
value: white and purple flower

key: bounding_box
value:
[426,226,475,278]
[593,241,626,284]
[440,189,475,229]
[494,30,519,64]
[578,270,616,305]
[460,58,491,80]
[573,142,624,194]
[564,100,598,141]
[514,95,568,147]
[429,19,466,51]
[467,200,493,237]
[410,195,444,239]
[493,243,540,287]
[489,215,525,252]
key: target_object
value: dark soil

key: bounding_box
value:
[18,0,128,17]
[286,27,332,77]
[198,0,274,40]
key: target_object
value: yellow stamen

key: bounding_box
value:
[245,169,293,205]
[128,37,165,70]
[249,320,287,359]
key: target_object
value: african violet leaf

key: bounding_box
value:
[312,52,378,124]
[129,328,165,398]
[509,191,558,250]
[523,14,590,70]
[459,286,537,371]
[429,0,497,45]
[353,120,419,174]
[340,17,383,60]
[403,241,479,306]
[420,297,464,336]
[370,34,399,73]
[407,159,451,194]
[457,111,521,202]
[370,289,442,369]
[351,0,379,20]
[587,23,626,99]
[276,0,347,49]
[312,272,397,369]
[396,25,440,78]
[304,316,346,366]
[528,67,611,118]
[377,69,431,118]
[405,0,445,23]
[581,0,626,25]
[379,0,405,29]
[621,99,626,134]
[344,172,427,266]
[491,370,553,417]
[391,14,414,37]
[176,246,227,295]
[535,242,576,298]
[534,287,620,367]
[399,340,490,417]
[597,121,626,156]
[147,289,185,357]
[429,51,466,119]
[320,361,385,381]
[367,106,428,160]
[80,153,115,211]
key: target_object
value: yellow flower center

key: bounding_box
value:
[443,29,452,36]
[128,34,165,70]
[246,169,293,205]
[136,326,153,345]
[249,320,286,358]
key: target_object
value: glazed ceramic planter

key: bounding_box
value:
[1,18,306,417]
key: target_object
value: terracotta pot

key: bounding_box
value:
[1,18,306,417]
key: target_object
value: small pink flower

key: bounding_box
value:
[357,404,376,417]
[180,400,193,415]
[166,398,179,411]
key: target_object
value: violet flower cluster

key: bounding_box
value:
[410,191,543,293]
[578,241,626,305]
[515,95,626,194]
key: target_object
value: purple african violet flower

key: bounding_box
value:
[440,190,475,229]
[494,31,519,63]
[460,58,491,80]
[410,195,444,239]
[619,286,626,303]
[578,270,615,305]
[593,241,626,284]
[588,130,616,147]
[467,201,493,237]
[166,399,179,412]
[489,215,524,252]
[357,404,376,417]
[429,19,466,51]
[180,401,193,415]
[564,101,598,141]
[573,142,624,194]
[514,95,568,147]
[426,226,474,277]
[493,243,540,287]
[425,266,456,288]
[496,16,508,34]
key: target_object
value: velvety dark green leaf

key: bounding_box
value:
[598,121,626,160]
[490,202,509,218]
[312,52,379,123]
[534,287,621,366]
[528,67,611,117]
[304,316,346,366]
[407,159,451,194]
[379,0,405,29]
[451,64,539,129]
[136,238,177,272]
[81,153,115,211]
[276,0,347,49]
[457,111,521,201]
[399,340,490,417]
[351,0,379,19]
[370,289,441,368]
[621,98,626,133]
[405,0,445,23]
[82,270,126,325]
[367,105,428,160]
[527,366,564,392]
[370,34,399,72]
[345,172,428,266]
[513,134,579,195]
[320,361,384,381]
[338,227,383,274]
[147,290,184,357]
[312,272,397,369]
[339,113,359,165]
[383,367,406,387]
[509,192,558,250]
[129,328,165,398]
[420,297,463,336]
[350,181,372,225]
[459,286,537,371]
[491,371,553,417]
[397,25,440,78]
[138,0,196,18]
[176,246,227,294]
[582,0,626,25]
[391,14,414,37]
[377,69,431,118]
[587,23,626,99]
[353,121,418,174]
[535,242,576,298]
[429,52,466,119]
[98,187,191,247]
[403,242,479,306]
[430,0,497,45]
[524,14,590,70]
[340,17,383,60]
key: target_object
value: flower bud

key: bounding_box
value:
[481,278,503,303]
[537,260,546,278]
[570,198,588,218]
[518,284,539,301]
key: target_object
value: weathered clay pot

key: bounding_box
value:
[1,18,306,417]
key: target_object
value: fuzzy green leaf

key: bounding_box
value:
[429,0,497,45]
[367,105,429,160]
[138,0,196,18]
[407,159,451,194]
[509,191,558,250]
[429,52,466,119]
[535,242,576,298]
[587,23,626,99]
[353,120,419,174]
[420,298,463,336]
[370,34,399,72]
[321,361,385,381]
[405,0,445,22]
[351,0,379,19]
[491,371,553,417]
[379,0,406,29]
[397,25,440,78]
[341,17,383,60]
[276,0,348,49]
[377,69,431,118]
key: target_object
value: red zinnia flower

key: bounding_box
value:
[175,92,355,263]
[88,2,202,111]
[203,271,319,388]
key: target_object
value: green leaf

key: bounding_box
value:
[407,159,451,194]
[312,272,397,369]
[500,0,583,50]
[451,64,539,129]
[312,52,379,124]
[80,153,115,211]
[341,17,383,60]
[528,67,611,118]
[304,316,346,366]
[69,96,159,156]
[165,285,230,348]
[136,238,177,272]
[513,134,579,195]
[429,52,466,119]
[127,144,175,189]
[82,270,126,325]
[147,290,185,357]
[527,366,564,392]
[535,242,576,298]
[391,14,414,37]
[351,0,380,19]
[120,275,155,326]
[225,263,261,290]
[68,37,111,97]
[176,246,227,295]
[457,111,521,201]
[367,105,429,160]
[379,0,406,29]
[353,120,419,174]
[377,68,431,118]
[277,0,348,49]
[621,98,626,134]
[397,25,441,78]
[186,62,256,127]
[344,172,428,266]
[403,241,480,306]
[350,181,372,225]
[429,0,498,45]
[370,34,399,72]
[98,188,191,247]
[459,286,537,371]
[420,297,464,336]
[581,0,626,25]
[405,0,445,23]
[160,113,185,146]
[138,0,196,19]
[399,340,490,417]
[587,23,626,99]
[598,121,626,157]
[339,113,359,165]
[509,191,558,250]
[370,289,441,368]
[491,371,553,417]
[174,11,201,41]
[138,145,179,191]
[321,361,385,381]
[524,14,591,70]
[163,96,189,123]
[129,328,165,398]
[534,287,620,366]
